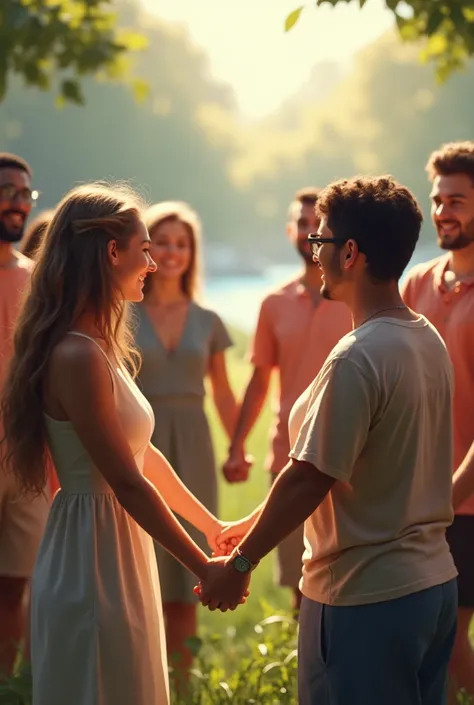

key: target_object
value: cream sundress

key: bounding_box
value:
[31,332,169,705]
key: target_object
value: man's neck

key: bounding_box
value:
[447,244,474,278]
[349,281,408,329]
[0,242,16,267]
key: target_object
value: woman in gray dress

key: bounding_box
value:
[134,201,247,675]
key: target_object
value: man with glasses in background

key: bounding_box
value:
[0,153,49,676]
[223,187,351,612]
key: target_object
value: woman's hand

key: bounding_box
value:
[211,517,255,556]
[205,518,228,553]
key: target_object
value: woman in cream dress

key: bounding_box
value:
[1,184,229,705]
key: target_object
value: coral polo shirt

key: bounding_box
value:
[250,277,352,474]
[402,254,474,515]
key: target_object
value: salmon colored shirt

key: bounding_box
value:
[0,252,33,392]
[250,277,352,474]
[402,254,474,516]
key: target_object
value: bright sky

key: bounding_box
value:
[142,0,394,120]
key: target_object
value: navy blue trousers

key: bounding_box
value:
[298,580,458,705]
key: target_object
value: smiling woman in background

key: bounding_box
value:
[134,201,245,676]
[19,209,54,260]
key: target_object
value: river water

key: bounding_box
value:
[204,243,440,332]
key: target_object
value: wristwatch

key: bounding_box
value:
[231,548,258,574]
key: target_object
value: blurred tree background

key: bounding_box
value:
[1,0,474,261]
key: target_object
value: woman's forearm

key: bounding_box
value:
[115,474,208,580]
[144,444,218,536]
[213,392,239,440]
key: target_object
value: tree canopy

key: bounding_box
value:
[0,0,147,104]
[2,0,473,260]
[286,0,474,81]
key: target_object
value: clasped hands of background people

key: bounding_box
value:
[198,517,254,612]
[222,445,254,483]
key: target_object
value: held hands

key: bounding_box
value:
[222,445,254,484]
[199,520,255,611]
[194,556,251,612]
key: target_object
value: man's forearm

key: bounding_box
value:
[229,372,270,450]
[213,391,238,440]
[237,459,335,565]
[453,440,474,511]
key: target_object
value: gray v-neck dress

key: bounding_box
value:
[134,301,232,603]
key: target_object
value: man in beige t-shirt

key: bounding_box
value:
[223,187,351,611]
[0,153,49,675]
[200,176,457,705]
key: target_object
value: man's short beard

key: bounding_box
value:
[438,233,474,251]
[0,221,24,243]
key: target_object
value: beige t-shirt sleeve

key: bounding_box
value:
[290,357,378,482]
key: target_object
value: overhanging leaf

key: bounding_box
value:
[284,6,304,32]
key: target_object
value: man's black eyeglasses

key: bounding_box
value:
[0,184,39,204]
[307,234,347,257]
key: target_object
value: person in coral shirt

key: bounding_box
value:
[402,141,474,700]
[0,153,49,674]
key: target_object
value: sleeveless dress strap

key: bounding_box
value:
[66,331,115,388]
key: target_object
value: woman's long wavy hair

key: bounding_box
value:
[142,201,202,300]
[1,182,144,496]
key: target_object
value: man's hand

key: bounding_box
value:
[222,447,253,484]
[196,556,251,611]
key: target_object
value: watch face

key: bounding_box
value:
[233,554,251,573]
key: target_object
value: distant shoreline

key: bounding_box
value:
[204,243,439,332]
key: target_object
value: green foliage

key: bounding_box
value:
[0,0,147,104]
[285,0,474,81]
[0,659,31,705]
[171,609,298,704]
[0,0,258,248]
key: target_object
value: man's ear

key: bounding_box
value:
[342,239,359,270]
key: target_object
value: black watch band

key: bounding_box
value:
[231,548,258,574]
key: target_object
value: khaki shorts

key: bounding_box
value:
[271,474,304,588]
[0,471,49,578]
